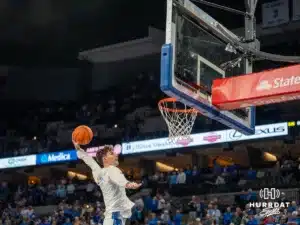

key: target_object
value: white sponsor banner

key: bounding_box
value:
[262,0,289,28]
[293,0,300,21]
[86,146,106,157]
[226,122,287,142]
[122,122,288,154]
[0,155,36,169]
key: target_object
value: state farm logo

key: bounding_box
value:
[203,133,221,143]
[256,80,272,91]
[176,137,193,146]
[256,75,300,91]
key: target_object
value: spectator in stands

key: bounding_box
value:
[131,204,143,224]
[247,189,257,202]
[0,182,9,202]
[215,174,225,185]
[151,196,159,213]
[254,208,262,221]
[247,167,257,181]
[232,211,242,225]
[148,212,159,225]
[66,180,75,201]
[173,210,183,225]
[213,157,221,175]
[158,173,167,185]
[143,192,153,214]
[157,197,166,213]
[239,190,251,207]
[152,172,160,182]
[134,197,145,211]
[188,196,198,220]
[185,165,192,184]
[176,169,186,184]
[86,180,95,200]
[246,211,258,225]
[287,201,297,213]
[56,184,66,200]
[223,207,233,225]
[46,184,55,203]
[191,166,199,184]
[160,210,171,225]
[63,217,72,225]
[213,204,221,224]
[204,214,215,225]
[169,171,177,187]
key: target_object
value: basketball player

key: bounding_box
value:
[73,141,141,225]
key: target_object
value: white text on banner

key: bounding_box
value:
[122,122,288,155]
[262,0,289,28]
[0,155,36,169]
[86,146,105,157]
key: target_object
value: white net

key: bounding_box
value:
[158,98,198,143]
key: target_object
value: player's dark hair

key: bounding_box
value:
[96,145,113,167]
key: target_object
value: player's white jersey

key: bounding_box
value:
[77,149,134,218]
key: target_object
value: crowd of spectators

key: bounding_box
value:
[0,173,299,225]
[148,154,300,193]
[0,154,299,225]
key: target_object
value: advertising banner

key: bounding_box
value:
[212,65,300,110]
[36,150,78,165]
[0,155,36,169]
[86,146,106,157]
[0,123,289,168]
[225,122,287,142]
[122,122,288,154]
[262,0,289,28]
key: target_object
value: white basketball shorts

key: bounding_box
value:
[103,212,127,225]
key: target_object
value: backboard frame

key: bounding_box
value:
[161,0,256,135]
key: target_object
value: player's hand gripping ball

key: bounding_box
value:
[72,125,93,145]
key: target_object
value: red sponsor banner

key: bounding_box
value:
[212,64,300,110]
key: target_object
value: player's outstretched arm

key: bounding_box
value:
[108,166,142,189]
[73,140,101,172]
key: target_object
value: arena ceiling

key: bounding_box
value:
[0,0,267,67]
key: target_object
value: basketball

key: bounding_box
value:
[72,125,93,145]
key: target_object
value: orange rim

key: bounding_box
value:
[158,97,199,113]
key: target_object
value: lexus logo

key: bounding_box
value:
[228,126,286,141]
[229,130,242,140]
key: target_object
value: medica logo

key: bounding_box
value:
[38,150,77,165]
[256,75,300,91]
[47,153,71,162]
[248,188,290,218]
